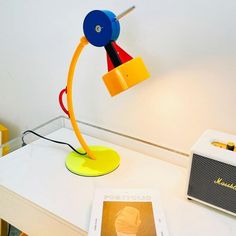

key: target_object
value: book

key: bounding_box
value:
[88,188,169,236]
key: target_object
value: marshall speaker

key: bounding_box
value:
[187,129,236,216]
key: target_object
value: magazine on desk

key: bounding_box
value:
[88,189,169,236]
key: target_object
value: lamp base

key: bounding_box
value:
[65,146,120,176]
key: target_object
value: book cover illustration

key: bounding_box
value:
[88,189,169,236]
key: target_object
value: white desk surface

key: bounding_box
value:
[0,128,235,236]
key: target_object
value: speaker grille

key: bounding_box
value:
[188,154,236,213]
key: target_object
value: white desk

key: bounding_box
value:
[0,128,235,236]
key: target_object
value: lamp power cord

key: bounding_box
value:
[22,130,87,156]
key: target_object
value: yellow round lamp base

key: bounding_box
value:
[65,146,120,176]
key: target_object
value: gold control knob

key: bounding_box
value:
[226,142,235,151]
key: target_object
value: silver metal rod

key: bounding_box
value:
[116,5,136,20]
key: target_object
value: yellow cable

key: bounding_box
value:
[66,36,96,160]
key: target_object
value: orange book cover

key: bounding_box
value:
[88,189,169,236]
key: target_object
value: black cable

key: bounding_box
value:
[22,130,87,156]
[7,224,11,236]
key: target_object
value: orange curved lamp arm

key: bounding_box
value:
[66,36,96,160]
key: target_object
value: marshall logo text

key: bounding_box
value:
[214,178,236,191]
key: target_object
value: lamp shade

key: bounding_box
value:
[103,57,150,96]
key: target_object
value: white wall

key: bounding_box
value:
[0,0,236,154]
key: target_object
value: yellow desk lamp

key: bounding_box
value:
[59,6,150,176]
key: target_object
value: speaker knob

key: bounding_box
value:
[226,142,235,151]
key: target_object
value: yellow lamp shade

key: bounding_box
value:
[102,57,150,96]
